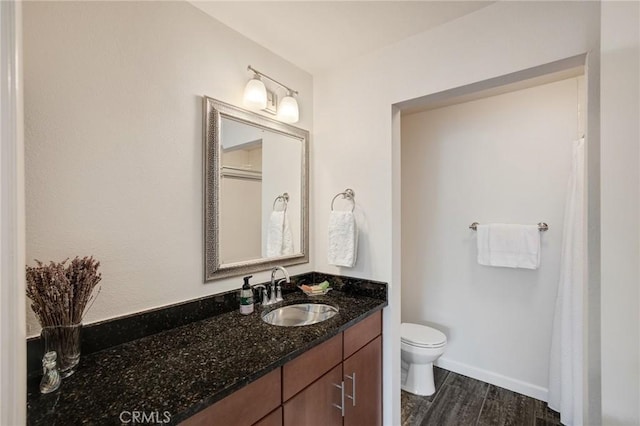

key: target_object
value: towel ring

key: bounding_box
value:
[272,193,289,212]
[331,189,355,212]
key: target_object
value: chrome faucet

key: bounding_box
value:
[268,266,290,304]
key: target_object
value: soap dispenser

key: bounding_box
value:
[239,275,254,315]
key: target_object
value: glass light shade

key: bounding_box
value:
[243,78,267,110]
[278,95,299,123]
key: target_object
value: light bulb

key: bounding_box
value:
[243,77,267,110]
[278,94,299,123]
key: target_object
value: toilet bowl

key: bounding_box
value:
[400,322,447,396]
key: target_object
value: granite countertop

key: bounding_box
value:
[27,289,386,425]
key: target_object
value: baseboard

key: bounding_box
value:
[435,357,549,402]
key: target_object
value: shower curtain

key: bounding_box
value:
[548,138,585,426]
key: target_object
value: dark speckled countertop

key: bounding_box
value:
[27,288,386,425]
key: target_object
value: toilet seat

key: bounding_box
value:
[401,323,447,348]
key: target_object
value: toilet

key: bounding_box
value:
[400,322,447,396]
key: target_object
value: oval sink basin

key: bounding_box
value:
[262,303,338,327]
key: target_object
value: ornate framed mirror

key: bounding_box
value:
[203,97,309,281]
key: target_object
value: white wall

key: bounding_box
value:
[23,1,313,336]
[402,77,580,399]
[313,2,600,424]
[600,1,640,425]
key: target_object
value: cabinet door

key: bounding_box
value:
[283,364,344,426]
[343,336,382,426]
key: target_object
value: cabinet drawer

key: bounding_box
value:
[343,310,382,359]
[282,333,342,401]
[180,368,281,426]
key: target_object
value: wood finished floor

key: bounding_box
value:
[401,367,562,426]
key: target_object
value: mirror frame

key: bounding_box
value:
[203,96,309,281]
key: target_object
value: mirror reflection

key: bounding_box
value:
[204,97,309,281]
[219,117,302,263]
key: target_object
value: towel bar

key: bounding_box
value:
[469,222,549,231]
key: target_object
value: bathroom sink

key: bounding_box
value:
[262,303,338,327]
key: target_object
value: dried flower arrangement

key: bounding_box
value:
[26,256,102,377]
[26,256,102,327]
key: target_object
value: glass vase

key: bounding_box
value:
[41,323,82,378]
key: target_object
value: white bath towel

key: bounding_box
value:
[266,211,294,257]
[328,211,358,267]
[476,223,540,269]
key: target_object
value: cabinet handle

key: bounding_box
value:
[345,373,356,406]
[332,381,345,417]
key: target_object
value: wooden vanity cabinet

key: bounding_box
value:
[181,310,382,426]
[283,310,382,426]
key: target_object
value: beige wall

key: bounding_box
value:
[220,172,262,263]
[23,1,313,336]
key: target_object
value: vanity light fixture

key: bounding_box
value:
[243,70,267,110]
[278,91,299,123]
[244,65,299,123]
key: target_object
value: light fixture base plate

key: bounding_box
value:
[263,90,277,115]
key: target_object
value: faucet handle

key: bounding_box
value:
[275,279,286,302]
[252,284,268,305]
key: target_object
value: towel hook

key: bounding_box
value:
[331,189,355,212]
[272,192,289,212]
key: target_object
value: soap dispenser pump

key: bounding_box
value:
[239,275,254,315]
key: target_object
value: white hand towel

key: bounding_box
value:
[266,211,294,257]
[477,223,540,269]
[281,212,294,256]
[328,211,358,267]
